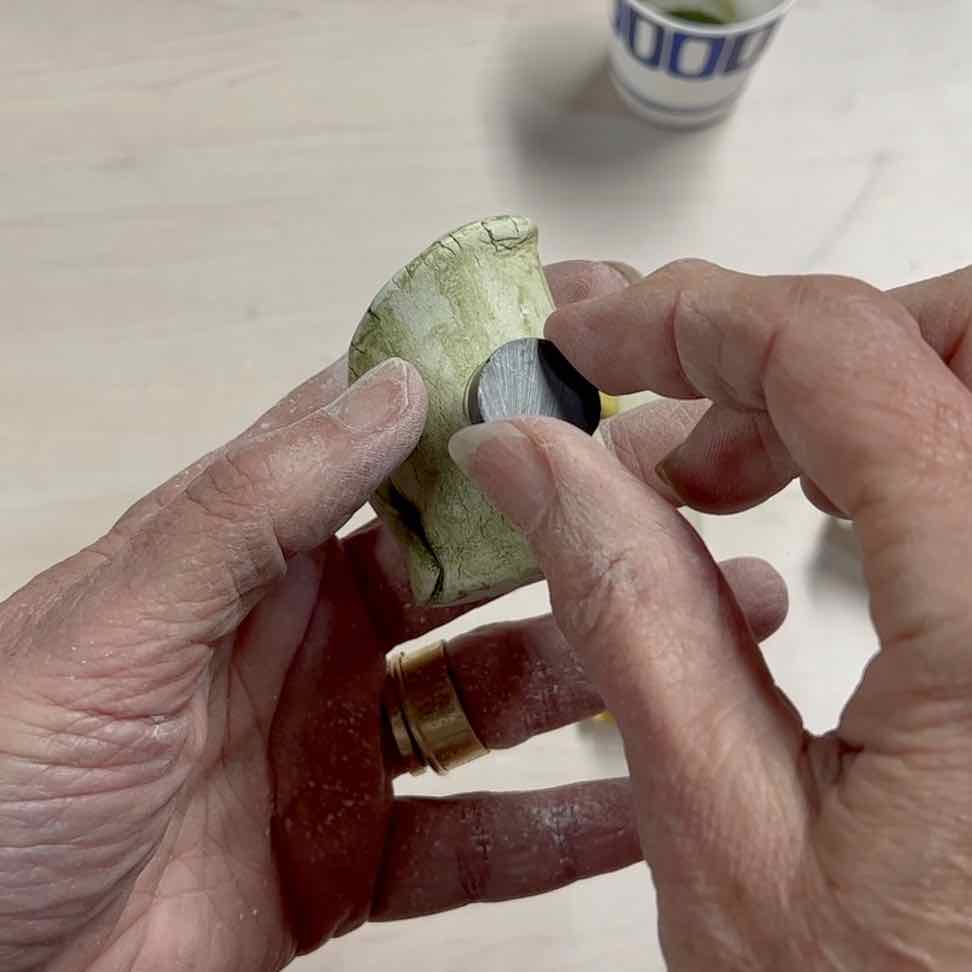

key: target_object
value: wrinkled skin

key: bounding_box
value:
[0,261,791,972]
[455,263,972,971]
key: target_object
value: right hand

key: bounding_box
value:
[452,261,972,969]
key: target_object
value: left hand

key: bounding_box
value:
[0,259,789,972]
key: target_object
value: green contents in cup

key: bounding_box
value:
[664,1,737,25]
[666,8,728,24]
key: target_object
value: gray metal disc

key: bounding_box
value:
[466,337,602,434]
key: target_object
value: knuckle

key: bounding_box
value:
[762,274,916,405]
[517,633,562,740]
[455,799,493,903]
[177,456,286,597]
[182,466,247,524]
[190,450,269,517]
[783,274,899,326]
[905,264,972,340]
[545,800,581,885]
[557,544,650,648]
[661,257,720,280]
[787,272,870,303]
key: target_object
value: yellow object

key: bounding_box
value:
[600,393,621,419]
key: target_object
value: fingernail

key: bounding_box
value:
[330,359,411,431]
[654,453,686,504]
[603,261,643,286]
[448,423,552,534]
[448,422,530,477]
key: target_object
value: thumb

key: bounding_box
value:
[37,359,426,713]
[449,419,807,897]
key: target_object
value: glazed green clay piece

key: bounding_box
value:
[348,216,552,607]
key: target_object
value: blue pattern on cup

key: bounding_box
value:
[612,0,780,81]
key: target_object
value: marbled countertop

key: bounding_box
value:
[3,2,971,969]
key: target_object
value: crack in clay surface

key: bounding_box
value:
[348,216,551,606]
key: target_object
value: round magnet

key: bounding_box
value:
[466,338,602,434]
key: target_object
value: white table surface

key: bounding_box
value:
[3,2,971,969]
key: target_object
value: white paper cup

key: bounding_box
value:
[609,0,797,129]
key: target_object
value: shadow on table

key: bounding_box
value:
[508,57,677,172]
[809,517,867,600]
[493,17,722,194]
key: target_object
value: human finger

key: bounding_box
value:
[383,557,788,778]
[544,260,638,308]
[448,418,806,899]
[545,261,972,668]
[35,361,427,715]
[107,356,351,544]
[889,266,972,386]
[371,780,641,921]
